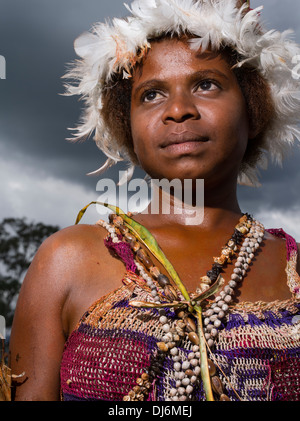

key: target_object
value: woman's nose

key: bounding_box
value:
[162,92,200,124]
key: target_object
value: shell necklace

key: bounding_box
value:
[97,213,265,401]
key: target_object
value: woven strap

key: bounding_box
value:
[266,228,298,261]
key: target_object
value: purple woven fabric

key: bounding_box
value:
[60,227,300,401]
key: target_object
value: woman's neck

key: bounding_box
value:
[139,177,242,229]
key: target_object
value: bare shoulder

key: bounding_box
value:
[20,223,108,296]
[38,222,108,262]
[261,230,290,273]
[37,223,127,334]
[264,230,300,272]
[263,229,286,250]
[242,230,292,302]
[9,222,121,400]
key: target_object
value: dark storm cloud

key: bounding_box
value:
[0,0,128,187]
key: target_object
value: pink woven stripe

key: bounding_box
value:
[61,327,151,401]
[266,228,298,261]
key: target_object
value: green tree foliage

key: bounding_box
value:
[0,218,59,328]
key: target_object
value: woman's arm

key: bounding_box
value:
[9,228,76,401]
[8,222,120,401]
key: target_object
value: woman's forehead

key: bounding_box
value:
[132,38,234,83]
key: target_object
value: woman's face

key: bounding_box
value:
[130,38,250,186]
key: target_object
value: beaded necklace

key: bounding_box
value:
[96,213,265,401]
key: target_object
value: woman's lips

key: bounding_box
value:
[160,132,209,155]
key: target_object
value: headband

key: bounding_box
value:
[63,0,300,186]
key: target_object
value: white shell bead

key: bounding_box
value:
[170,347,178,356]
[204,317,210,326]
[186,385,194,395]
[182,361,190,370]
[162,324,170,333]
[194,366,201,376]
[224,286,233,294]
[214,319,222,328]
[207,339,214,347]
[210,328,218,337]
[147,280,154,287]
[218,310,225,319]
[178,371,185,380]
[159,316,168,324]
[174,362,181,371]
[205,309,214,317]
[182,378,190,386]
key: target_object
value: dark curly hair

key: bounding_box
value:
[100,35,275,177]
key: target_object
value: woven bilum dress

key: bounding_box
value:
[60,225,300,401]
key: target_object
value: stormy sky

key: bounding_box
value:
[0,0,300,240]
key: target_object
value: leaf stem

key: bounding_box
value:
[76,202,215,401]
[195,305,214,401]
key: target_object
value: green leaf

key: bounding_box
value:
[75,201,191,301]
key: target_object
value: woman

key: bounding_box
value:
[9,0,300,401]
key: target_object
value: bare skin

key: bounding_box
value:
[9,39,300,401]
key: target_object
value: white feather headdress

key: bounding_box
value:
[63,0,300,186]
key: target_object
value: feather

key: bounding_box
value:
[86,158,117,177]
[62,0,300,187]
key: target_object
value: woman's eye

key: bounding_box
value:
[142,90,162,102]
[196,80,218,92]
